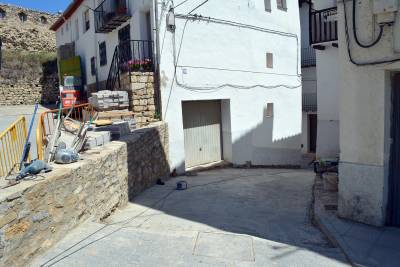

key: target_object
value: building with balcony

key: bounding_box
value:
[51,0,303,173]
[303,0,340,160]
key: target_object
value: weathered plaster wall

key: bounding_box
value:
[0,122,169,266]
[337,0,400,226]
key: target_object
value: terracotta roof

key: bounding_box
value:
[50,0,84,31]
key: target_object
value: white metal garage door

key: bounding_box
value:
[182,100,222,168]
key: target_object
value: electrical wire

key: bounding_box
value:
[343,0,400,66]
[352,0,384,49]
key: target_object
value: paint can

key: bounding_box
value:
[176,181,188,190]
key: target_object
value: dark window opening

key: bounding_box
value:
[99,42,107,66]
[264,0,271,11]
[18,12,27,22]
[40,16,47,24]
[266,52,274,68]
[0,9,6,19]
[83,10,90,32]
[91,57,96,75]
[277,0,287,10]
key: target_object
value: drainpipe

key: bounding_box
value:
[153,0,162,119]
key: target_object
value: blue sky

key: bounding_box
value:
[3,0,71,14]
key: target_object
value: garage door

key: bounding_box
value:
[182,100,222,168]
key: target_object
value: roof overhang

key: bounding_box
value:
[50,0,84,31]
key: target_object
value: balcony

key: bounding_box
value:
[301,47,316,67]
[95,0,131,33]
[310,7,338,46]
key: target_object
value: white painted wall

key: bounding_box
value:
[55,0,153,88]
[337,0,400,226]
[316,47,340,158]
[158,0,302,172]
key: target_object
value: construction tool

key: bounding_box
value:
[19,103,38,170]
[54,149,79,164]
[16,160,52,181]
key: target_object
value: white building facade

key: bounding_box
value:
[337,0,400,227]
[52,0,303,173]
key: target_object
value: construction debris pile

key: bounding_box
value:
[2,88,138,188]
[88,90,129,111]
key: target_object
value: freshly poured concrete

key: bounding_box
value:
[32,168,349,266]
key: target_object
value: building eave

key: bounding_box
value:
[50,0,84,31]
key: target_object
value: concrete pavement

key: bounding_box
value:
[0,105,51,159]
[32,168,349,266]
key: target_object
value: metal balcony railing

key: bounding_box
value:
[303,92,317,112]
[95,0,131,33]
[106,40,154,91]
[301,47,316,67]
[310,7,338,45]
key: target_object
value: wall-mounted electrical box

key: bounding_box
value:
[373,0,398,14]
[372,0,398,24]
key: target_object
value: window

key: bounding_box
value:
[0,9,6,19]
[66,21,69,31]
[83,10,90,32]
[266,52,273,68]
[91,57,96,75]
[18,12,27,22]
[99,42,107,66]
[40,16,47,24]
[277,0,287,10]
[265,103,274,118]
[61,26,64,36]
[264,0,271,12]
[75,19,79,41]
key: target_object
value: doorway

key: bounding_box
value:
[309,114,317,153]
[388,73,400,226]
[182,100,222,168]
[118,24,131,64]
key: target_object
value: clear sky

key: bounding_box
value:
[2,0,71,14]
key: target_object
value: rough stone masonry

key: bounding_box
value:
[0,122,169,267]
[0,3,59,105]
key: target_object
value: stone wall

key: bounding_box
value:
[0,51,59,105]
[120,72,159,127]
[0,4,58,52]
[0,122,169,267]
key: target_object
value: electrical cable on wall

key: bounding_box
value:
[352,0,384,49]
[343,0,400,66]
[163,1,301,118]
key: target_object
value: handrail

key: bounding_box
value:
[36,104,97,160]
[310,6,338,45]
[106,40,154,91]
[0,116,28,177]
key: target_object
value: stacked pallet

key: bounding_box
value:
[88,90,129,111]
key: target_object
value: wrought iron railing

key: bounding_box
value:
[310,7,338,45]
[106,40,154,91]
[94,0,130,33]
[301,47,316,67]
[119,40,154,73]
